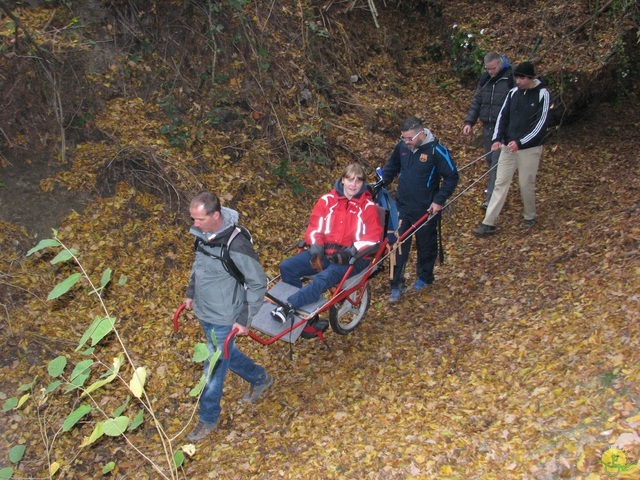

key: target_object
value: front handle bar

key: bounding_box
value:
[173,305,264,360]
[173,304,186,332]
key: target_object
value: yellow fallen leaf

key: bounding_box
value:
[129,366,147,398]
[439,465,453,475]
[626,413,640,424]
[182,444,196,456]
[17,393,30,408]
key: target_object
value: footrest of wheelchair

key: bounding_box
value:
[250,281,327,343]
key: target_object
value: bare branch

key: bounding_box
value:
[0,1,62,64]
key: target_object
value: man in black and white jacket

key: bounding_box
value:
[473,61,552,235]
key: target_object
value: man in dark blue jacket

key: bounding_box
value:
[473,61,552,235]
[463,52,514,209]
[382,116,459,303]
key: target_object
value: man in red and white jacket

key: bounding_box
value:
[272,163,383,323]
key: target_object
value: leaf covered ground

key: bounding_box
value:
[1,0,639,479]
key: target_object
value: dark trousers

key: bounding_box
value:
[390,210,438,289]
[483,123,500,202]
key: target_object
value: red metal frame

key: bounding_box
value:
[172,304,185,332]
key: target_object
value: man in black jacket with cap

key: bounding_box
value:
[473,61,551,235]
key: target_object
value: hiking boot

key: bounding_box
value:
[413,279,431,291]
[472,223,496,235]
[187,420,218,442]
[241,374,274,404]
[524,218,536,227]
[270,305,292,324]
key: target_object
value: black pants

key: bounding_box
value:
[390,210,438,289]
[482,123,500,203]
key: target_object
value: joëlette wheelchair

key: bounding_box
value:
[173,180,433,357]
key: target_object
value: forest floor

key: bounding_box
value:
[1,1,639,479]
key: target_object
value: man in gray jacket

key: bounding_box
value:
[463,52,514,209]
[183,191,273,442]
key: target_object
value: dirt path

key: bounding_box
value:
[0,149,90,239]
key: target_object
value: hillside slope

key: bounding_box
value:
[0,1,639,478]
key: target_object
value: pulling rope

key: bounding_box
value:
[367,150,501,275]
[457,151,500,193]
[457,150,492,173]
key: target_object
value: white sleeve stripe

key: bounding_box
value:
[520,89,550,145]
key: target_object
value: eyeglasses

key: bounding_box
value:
[400,131,422,143]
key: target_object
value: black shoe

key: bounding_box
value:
[524,218,536,227]
[313,316,329,331]
[481,201,489,210]
[472,223,496,235]
[301,317,329,339]
[270,305,292,324]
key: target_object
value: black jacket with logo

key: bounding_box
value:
[382,129,459,214]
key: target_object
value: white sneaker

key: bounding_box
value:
[270,306,288,323]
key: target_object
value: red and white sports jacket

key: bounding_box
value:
[304,181,383,254]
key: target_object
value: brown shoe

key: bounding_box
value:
[187,420,218,442]
[241,374,274,403]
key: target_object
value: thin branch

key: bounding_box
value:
[0,0,62,64]
[0,126,14,149]
[566,0,614,37]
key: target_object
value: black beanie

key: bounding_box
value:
[514,61,536,78]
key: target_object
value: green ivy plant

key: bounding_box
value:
[1,231,221,479]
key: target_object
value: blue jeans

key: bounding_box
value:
[280,250,368,309]
[198,321,268,425]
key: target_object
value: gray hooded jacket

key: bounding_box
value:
[187,206,267,327]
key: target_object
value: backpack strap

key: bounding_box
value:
[194,226,252,286]
[222,227,248,286]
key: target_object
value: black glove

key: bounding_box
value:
[329,245,358,265]
[308,243,324,271]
